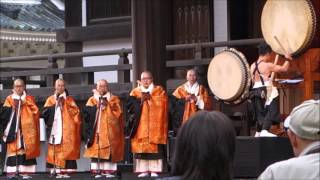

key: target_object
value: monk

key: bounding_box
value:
[41,79,81,178]
[127,71,168,178]
[171,68,212,133]
[0,79,40,179]
[83,79,124,178]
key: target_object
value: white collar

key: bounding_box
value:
[184,82,199,95]
[54,92,66,100]
[140,83,154,93]
[12,91,26,101]
[94,91,111,101]
[300,141,320,156]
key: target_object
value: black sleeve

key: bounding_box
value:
[169,95,185,136]
[0,106,16,143]
[126,96,142,138]
[83,106,97,147]
[0,106,13,135]
[40,106,55,139]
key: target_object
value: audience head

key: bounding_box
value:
[172,111,236,180]
[284,99,320,156]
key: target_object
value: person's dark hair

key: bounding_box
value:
[258,42,272,56]
[171,111,236,180]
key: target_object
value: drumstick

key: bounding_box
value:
[269,54,279,82]
[274,36,287,55]
[271,36,289,83]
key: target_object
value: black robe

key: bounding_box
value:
[168,95,185,136]
[40,105,55,140]
[82,106,97,148]
[125,96,142,138]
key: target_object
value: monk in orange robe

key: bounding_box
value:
[171,69,212,133]
[41,79,81,178]
[0,79,40,179]
[127,71,168,178]
[83,79,124,178]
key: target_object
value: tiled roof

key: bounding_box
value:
[0,1,64,32]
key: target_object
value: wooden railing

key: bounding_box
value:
[0,48,132,101]
[166,38,263,60]
[165,38,264,91]
[0,38,264,101]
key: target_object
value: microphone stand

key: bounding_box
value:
[94,133,102,179]
[94,97,103,179]
[50,135,57,177]
[14,97,22,179]
[50,94,60,178]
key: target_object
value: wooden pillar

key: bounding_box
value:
[118,52,130,83]
[214,0,229,53]
[194,44,208,87]
[303,56,313,100]
[63,0,92,85]
[46,56,59,87]
[131,0,171,87]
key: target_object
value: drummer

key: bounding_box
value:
[250,42,292,137]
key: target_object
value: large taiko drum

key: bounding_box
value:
[207,48,251,105]
[261,0,320,56]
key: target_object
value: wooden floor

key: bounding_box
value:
[0,172,169,180]
[0,173,257,180]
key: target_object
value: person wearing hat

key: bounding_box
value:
[258,99,320,180]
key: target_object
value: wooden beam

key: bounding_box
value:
[0,80,46,86]
[56,22,131,43]
[0,67,45,71]
[166,58,211,67]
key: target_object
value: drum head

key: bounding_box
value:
[261,0,316,55]
[207,49,251,103]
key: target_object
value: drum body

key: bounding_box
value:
[261,0,319,56]
[207,48,251,105]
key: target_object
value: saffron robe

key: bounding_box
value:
[129,85,168,154]
[1,95,40,159]
[83,94,124,162]
[172,82,211,124]
[41,95,81,168]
